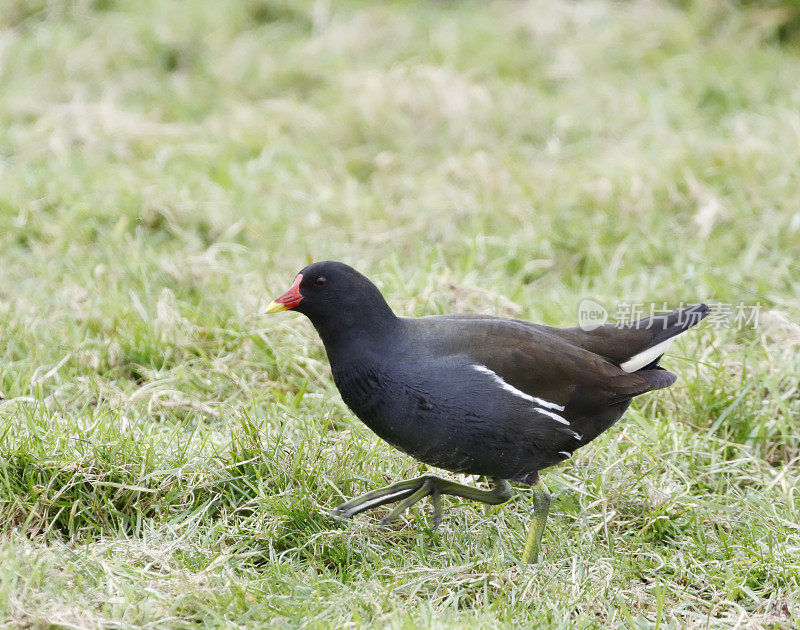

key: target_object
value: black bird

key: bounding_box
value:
[266,261,708,562]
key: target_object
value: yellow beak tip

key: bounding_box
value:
[265,300,288,314]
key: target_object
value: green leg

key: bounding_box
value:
[521,480,551,563]
[333,475,512,529]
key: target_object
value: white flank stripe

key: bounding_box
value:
[558,451,570,458]
[531,396,565,411]
[620,338,675,373]
[570,430,582,441]
[472,364,535,402]
[535,407,569,426]
[472,364,564,410]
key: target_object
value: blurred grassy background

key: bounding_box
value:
[0,0,799,627]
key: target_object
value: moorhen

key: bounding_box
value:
[266,261,708,562]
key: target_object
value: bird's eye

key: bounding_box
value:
[314,276,327,287]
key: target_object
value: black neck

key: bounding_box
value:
[308,300,400,359]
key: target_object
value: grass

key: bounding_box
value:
[1,0,799,626]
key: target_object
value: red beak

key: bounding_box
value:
[265,274,304,313]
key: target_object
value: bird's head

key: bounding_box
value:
[265,261,396,344]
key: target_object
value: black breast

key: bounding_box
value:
[332,363,443,458]
[330,358,557,479]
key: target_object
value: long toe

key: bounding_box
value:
[377,479,435,526]
[331,504,355,521]
[330,476,433,522]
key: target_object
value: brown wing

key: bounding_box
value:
[428,304,708,368]
[410,316,672,409]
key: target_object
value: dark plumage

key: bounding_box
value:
[266,261,708,562]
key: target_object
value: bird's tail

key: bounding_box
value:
[618,303,709,373]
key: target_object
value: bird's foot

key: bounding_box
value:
[332,475,512,530]
[332,476,423,522]
[378,476,441,528]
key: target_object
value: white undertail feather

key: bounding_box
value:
[619,337,675,373]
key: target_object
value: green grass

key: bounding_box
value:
[1,0,800,627]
